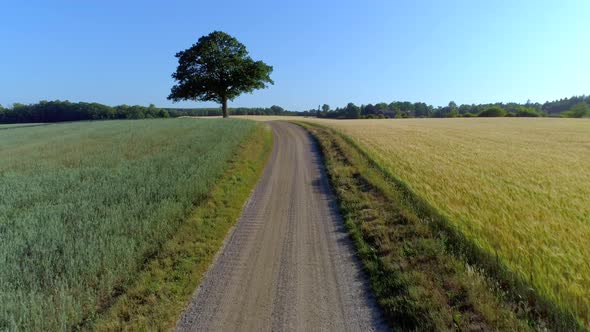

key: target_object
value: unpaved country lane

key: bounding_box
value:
[175,121,386,331]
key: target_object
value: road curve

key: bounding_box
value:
[175,121,386,331]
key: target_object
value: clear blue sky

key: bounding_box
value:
[1,0,588,111]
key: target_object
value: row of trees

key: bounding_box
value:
[0,101,170,123]
[541,95,590,115]
[305,95,590,119]
[0,101,292,124]
[164,105,292,117]
[561,102,590,118]
[1,96,587,124]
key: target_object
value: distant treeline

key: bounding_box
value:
[163,105,300,117]
[0,101,169,123]
[1,95,588,124]
[0,101,294,124]
[305,95,590,119]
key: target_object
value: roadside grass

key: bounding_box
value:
[0,119,263,331]
[299,122,582,331]
[91,124,272,331]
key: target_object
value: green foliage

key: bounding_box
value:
[0,119,256,331]
[269,105,284,114]
[374,102,388,111]
[515,106,541,117]
[0,100,170,124]
[542,95,590,115]
[562,102,590,118]
[317,102,361,119]
[308,95,590,119]
[164,105,292,117]
[345,102,361,118]
[478,106,507,117]
[168,31,273,117]
[0,100,298,124]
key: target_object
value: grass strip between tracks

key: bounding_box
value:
[89,123,273,331]
[297,121,582,331]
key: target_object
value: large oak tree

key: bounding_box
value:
[168,31,273,118]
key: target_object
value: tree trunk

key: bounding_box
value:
[222,97,228,118]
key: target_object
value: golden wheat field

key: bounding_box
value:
[295,117,589,323]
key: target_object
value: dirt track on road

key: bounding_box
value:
[175,121,386,331]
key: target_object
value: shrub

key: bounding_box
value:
[562,102,590,118]
[448,109,459,118]
[478,106,507,117]
[515,107,541,117]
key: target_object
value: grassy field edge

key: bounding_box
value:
[295,121,583,330]
[87,123,273,331]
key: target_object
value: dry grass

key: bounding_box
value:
[298,117,590,326]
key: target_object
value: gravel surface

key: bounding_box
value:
[175,121,386,331]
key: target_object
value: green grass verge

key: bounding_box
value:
[89,123,272,331]
[297,122,582,331]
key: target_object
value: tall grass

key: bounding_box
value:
[301,118,590,327]
[0,119,256,331]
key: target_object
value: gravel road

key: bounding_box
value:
[175,121,386,331]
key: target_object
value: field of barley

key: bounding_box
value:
[0,119,256,331]
[306,117,590,325]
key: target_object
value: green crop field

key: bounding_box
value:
[0,119,257,331]
[304,117,590,326]
[0,123,46,129]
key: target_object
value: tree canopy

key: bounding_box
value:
[0,100,295,124]
[168,31,273,118]
[478,106,507,117]
[562,102,590,118]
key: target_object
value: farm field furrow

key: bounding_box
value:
[0,119,256,331]
[304,117,590,325]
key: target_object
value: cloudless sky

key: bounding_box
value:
[1,0,589,111]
